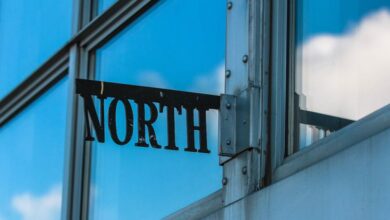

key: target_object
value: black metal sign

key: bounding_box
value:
[76,79,220,153]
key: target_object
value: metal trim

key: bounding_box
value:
[222,0,269,219]
[162,190,223,220]
[269,0,289,178]
[79,0,157,51]
[0,50,69,126]
[219,94,238,156]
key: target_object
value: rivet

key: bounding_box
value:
[226,103,231,109]
[243,120,247,125]
[226,139,231,145]
[242,55,248,63]
[225,70,231,78]
[227,2,233,10]
[222,177,228,185]
[242,166,247,175]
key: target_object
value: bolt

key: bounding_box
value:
[225,70,231,78]
[227,2,233,10]
[226,139,231,145]
[243,120,247,125]
[226,103,231,109]
[222,177,228,185]
[242,55,249,63]
[242,166,247,175]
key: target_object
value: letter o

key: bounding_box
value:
[108,98,134,145]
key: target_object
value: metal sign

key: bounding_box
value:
[76,79,220,153]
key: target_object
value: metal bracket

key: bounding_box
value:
[219,94,237,156]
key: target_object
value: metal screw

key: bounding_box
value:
[226,139,231,145]
[227,2,233,10]
[226,103,231,109]
[222,177,228,185]
[242,166,247,175]
[242,55,248,63]
[225,70,231,78]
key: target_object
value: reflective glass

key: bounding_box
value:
[294,0,390,149]
[89,0,225,219]
[0,78,68,220]
[0,0,72,99]
[97,0,116,15]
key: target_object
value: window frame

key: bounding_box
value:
[1,0,340,218]
[0,0,158,219]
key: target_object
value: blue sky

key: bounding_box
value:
[0,0,72,100]
[0,78,67,220]
[297,0,390,41]
[2,0,390,220]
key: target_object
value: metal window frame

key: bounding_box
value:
[0,0,315,218]
[0,0,158,220]
[64,1,158,219]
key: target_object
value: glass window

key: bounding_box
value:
[88,0,225,219]
[96,0,116,15]
[0,78,68,220]
[0,0,72,99]
[293,0,390,150]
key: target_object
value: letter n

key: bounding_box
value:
[81,94,105,142]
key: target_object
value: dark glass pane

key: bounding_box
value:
[0,78,68,220]
[0,0,72,99]
[89,0,225,219]
[294,0,390,149]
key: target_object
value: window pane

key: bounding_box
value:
[0,0,72,99]
[89,0,225,219]
[0,78,68,220]
[96,0,116,15]
[294,0,390,149]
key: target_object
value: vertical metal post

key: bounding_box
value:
[222,0,270,218]
[62,0,93,219]
[270,0,288,173]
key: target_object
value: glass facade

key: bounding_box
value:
[294,0,390,150]
[3,0,387,218]
[89,0,225,219]
[97,0,116,15]
[0,0,72,99]
[0,78,68,220]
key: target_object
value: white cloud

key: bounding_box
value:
[137,71,169,88]
[11,185,62,220]
[298,9,390,120]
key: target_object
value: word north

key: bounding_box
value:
[76,79,220,154]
